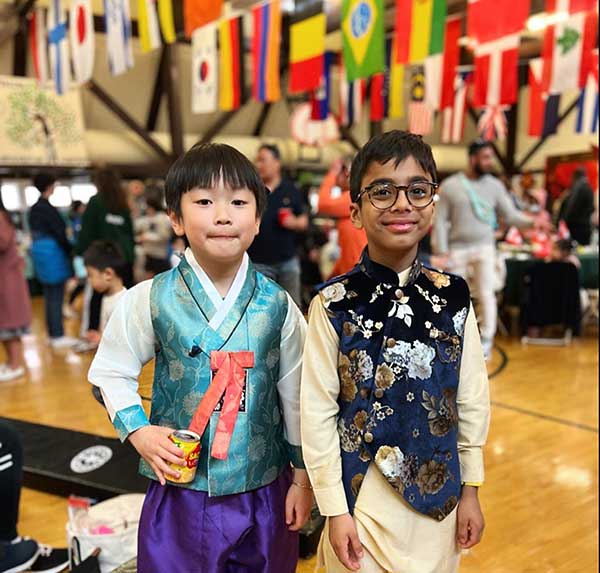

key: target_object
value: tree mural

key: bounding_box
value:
[5,84,80,164]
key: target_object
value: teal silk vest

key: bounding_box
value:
[141,257,298,496]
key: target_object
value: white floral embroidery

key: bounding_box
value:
[406,392,414,402]
[453,307,468,336]
[384,340,436,380]
[375,446,405,478]
[388,295,414,327]
[349,310,384,339]
[321,283,347,307]
[354,350,374,381]
[370,283,392,303]
[413,429,420,438]
[415,284,447,314]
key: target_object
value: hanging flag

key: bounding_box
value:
[341,0,385,81]
[472,35,520,107]
[395,0,447,64]
[104,0,134,76]
[29,8,49,86]
[47,0,70,94]
[157,0,176,44]
[311,52,336,120]
[387,37,404,118]
[441,70,470,143]
[528,58,560,137]
[575,57,599,134]
[468,0,529,107]
[408,65,433,135]
[542,7,598,94]
[138,0,161,52]
[557,219,571,239]
[477,105,509,140]
[440,16,461,109]
[192,23,218,114]
[70,0,94,83]
[219,15,245,111]
[338,57,365,126]
[184,0,222,38]
[252,0,281,103]
[467,0,530,45]
[289,10,326,93]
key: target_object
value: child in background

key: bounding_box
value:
[75,241,127,352]
[301,131,490,573]
[88,143,312,572]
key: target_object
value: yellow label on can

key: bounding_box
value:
[167,430,201,484]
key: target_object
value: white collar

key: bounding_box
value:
[398,267,412,287]
[184,248,249,330]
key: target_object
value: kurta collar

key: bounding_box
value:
[358,248,422,287]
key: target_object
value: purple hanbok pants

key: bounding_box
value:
[137,468,299,573]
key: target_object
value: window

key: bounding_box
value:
[71,184,97,204]
[25,186,40,207]
[49,185,72,208]
[0,183,21,211]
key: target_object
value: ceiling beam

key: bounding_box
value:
[87,79,171,164]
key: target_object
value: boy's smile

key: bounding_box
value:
[350,156,435,272]
[169,183,261,272]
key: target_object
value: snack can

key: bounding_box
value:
[167,430,201,484]
[278,207,292,225]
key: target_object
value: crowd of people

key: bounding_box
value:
[0,131,597,572]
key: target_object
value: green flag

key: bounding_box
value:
[342,0,385,81]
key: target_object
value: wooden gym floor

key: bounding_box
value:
[0,297,597,573]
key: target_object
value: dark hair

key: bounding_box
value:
[468,139,492,157]
[258,143,281,161]
[556,238,577,253]
[145,183,166,212]
[349,130,437,202]
[94,169,129,213]
[165,143,267,218]
[83,240,127,279]
[33,173,57,194]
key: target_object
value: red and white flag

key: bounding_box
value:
[440,16,462,109]
[70,0,94,83]
[29,8,49,86]
[468,0,529,108]
[541,0,598,94]
[441,70,470,143]
[557,219,571,240]
[192,23,218,114]
[505,226,524,246]
[477,105,509,140]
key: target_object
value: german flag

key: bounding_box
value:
[219,15,245,111]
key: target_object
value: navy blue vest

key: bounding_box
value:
[319,251,471,521]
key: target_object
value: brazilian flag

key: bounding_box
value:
[342,0,385,81]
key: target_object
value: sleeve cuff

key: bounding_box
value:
[462,482,483,487]
[458,447,485,485]
[313,483,349,517]
[113,404,150,442]
[287,443,305,469]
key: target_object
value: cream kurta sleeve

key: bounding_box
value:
[456,303,491,485]
[301,294,349,517]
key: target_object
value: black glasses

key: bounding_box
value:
[356,181,438,210]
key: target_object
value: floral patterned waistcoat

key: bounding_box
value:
[145,257,301,495]
[319,251,471,521]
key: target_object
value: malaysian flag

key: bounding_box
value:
[408,65,433,135]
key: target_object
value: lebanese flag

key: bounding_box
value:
[472,35,520,107]
[541,4,598,94]
[69,0,94,83]
[29,8,49,86]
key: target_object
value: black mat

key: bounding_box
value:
[0,417,148,501]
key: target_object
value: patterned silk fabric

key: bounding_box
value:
[145,256,296,496]
[319,251,471,520]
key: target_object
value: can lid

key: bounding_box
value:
[172,430,200,442]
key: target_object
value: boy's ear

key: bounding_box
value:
[104,267,117,280]
[350,202,364,230]
[168,210,185,237]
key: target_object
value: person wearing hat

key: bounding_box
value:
[432,140,533,359]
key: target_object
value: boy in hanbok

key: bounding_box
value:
[301,131,490,573]
[89,143,313,572]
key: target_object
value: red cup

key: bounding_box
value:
[278,207,292,226]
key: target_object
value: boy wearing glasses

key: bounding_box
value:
[301,131,490,572]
